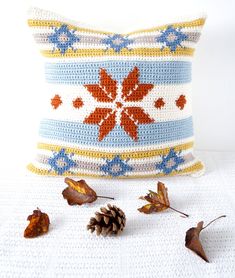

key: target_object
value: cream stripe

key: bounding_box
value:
[36,141,194,160]
[38,42,196,51]
[39,43,107,51]
[37,136,194,152]
[34,37,196,51]
[181,26,204,33]
[36,147,193,165]
[32,160,51,171]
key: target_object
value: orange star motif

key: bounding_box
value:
[84,67,154,141]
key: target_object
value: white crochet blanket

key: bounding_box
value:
[0,151,234,278]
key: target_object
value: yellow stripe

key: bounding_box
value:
[27,161,204,178]
[128,18,206,35]
[28,17,205,36]
[37,141,194,160]
[28,19,113,35]
[40,47,194,58]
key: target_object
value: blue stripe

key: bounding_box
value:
[45,60,191,85]
[39,117,193,147]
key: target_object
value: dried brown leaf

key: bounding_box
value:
[138,181,188,217]
[24,208,50,238]
[185,221,209,262]
[185,215,226,262]
[62,178,97,205]
[138,182,170,213]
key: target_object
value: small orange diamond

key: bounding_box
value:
[51,94,62,109]
[73,97,84,109]
[154,98,165,109]
[176,95,186,110]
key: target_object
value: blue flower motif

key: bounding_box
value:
[157,26,188,52]
[48,148,76,175]
[102,34,133,52]
[155,149,184,175]
[48,24,80,54]
[100,155,133,177]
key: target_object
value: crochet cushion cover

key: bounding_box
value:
[27,7,206,178]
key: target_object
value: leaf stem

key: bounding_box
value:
[168,206,189,217]
[97,195,115,200]
[202,215,226,230]
[156,201,189,217]
[147,190,189,217]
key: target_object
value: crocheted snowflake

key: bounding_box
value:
[100,155,133,177]
[48,148,76,175]
[102,34,133,52]
[84,67,154,141]
[48,24,80,54]
[156,148,184,174]
[157,26,188,52]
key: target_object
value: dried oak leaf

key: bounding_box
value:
[24,208,50,238]
[138,181,170,214]
[185,215,226,263]
[62,178,97,205]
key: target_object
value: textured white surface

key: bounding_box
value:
[0,151,235,278]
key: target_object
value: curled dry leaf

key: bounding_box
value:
[185,215,226,262]
[185,221,209,262]
[62,178,114,206]
[24,208,50,238]
[62,178,97,205]
[138,181,189,217]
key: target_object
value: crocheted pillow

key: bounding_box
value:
[27,7,206,178]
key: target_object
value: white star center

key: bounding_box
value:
[56,158,67,167]
[111,164,122,172]
[112,38,123,45]
[166,158,176,168]
[59,33,69,43]
[166,32,178,42]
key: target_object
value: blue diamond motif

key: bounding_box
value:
[48,148,76,175]
[155,148,184,175]
[100,155,133,177]
[157,26,188,52]
[48,24,80,54]
[102,34,133,52]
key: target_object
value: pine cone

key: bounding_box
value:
[87,204,126,236]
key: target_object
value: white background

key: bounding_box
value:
[0,0,235,176]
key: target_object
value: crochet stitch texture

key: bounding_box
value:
[27,7,206,178]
